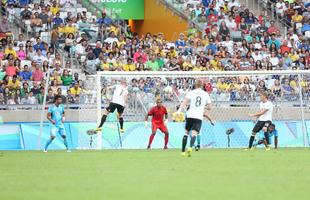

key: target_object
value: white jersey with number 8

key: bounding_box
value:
[111,85,128,107]
[185,88,211,120]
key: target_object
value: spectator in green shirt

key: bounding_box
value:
[36,87,45,104]
[0,68,5,81]
[61,69,73,86]
[20,82,30,98]
[146,54,160,71]
[155,53,164,69]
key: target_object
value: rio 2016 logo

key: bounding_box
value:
[91,0,127,3]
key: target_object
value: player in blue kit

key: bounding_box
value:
[253,123,278,149]
[44,95,70,152]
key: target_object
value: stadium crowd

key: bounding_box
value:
[0,0,309,108]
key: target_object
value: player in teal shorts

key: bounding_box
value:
[44,95,70,152]
[253,123,278,149]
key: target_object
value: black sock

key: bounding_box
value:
[98,115,107,128]
[190,136,196,147]
[249,135,255,148]
[182,135,188,152]
[119,117,124,129]
[264,132,270,145]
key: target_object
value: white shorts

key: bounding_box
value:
[50,125,66,137]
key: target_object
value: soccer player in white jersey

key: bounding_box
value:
[247,92,273,151]
[178,80,212,157]
[96,79,128,133]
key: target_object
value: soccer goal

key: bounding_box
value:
[39,70,310,150]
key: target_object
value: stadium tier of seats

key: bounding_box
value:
[0,0,309,109]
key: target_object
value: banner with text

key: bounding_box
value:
[88,0,144,20]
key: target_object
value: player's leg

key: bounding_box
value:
[97,104,114,130]
[44,126,56,152]
[147,124,157,149]
[262,122,271,150]
[181,118,192,155]
[195,133,201,151]
[248,121,263,149]
[274,136,278,149]
[59,127,69,151]
[116,104,125,133]
[253,131,264,147]
[189,119,202,149]
[97,109,109,129]
[159,125,169,149]
[253,139,264,147]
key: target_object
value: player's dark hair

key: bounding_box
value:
[270,123,275,128]
[54,95,62,102]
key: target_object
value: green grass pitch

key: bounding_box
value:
[0,148,309,200]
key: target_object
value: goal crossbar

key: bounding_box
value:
[96,70,310,78]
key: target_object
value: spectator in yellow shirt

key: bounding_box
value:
[123,58,136,71]
[210,55,221,70]
[182,56,193,71]
[7,75,20,90]
[70,82,82,96]
[168,46,177,57]
[216,78,230,92]
[193,62,203,71]
[64,20,77,35]
[5,43,17,58]
[291,10,303,23]
[101,57,110,71]
[172,106,185,122]
[58,23,65,34]
[50,1,60,16]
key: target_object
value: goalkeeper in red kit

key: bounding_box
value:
[145,98,169,149]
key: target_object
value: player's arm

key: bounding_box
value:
[145,108,153,127]
[145,113,150,121]
[62,111,65,123]
[205,102,211,111]
[123,92,128,106]
[47,112,55,125]
[164,107,169,125]
[204,112,215,126]
[249,109,268,118]
[178,97,189,113]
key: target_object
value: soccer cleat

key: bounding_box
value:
[195,145,200,151]
[163,146,168,150]
[187,147,193,157]
[67,150,71,153]
[265,146,271,151]
[181,152,186,157]
[147,146,151,150]
[119,128,125,133]
[244,147,254,151]
[95,127,102,132]
[43,149,47,153]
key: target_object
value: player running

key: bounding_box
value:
[178,80,212,157]
[44,95,69,152]
[253,123,278,149]
[96,79,128,133]
[247,92,273,151]
[145,98,169,149]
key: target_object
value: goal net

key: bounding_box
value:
[75,70,310,149]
